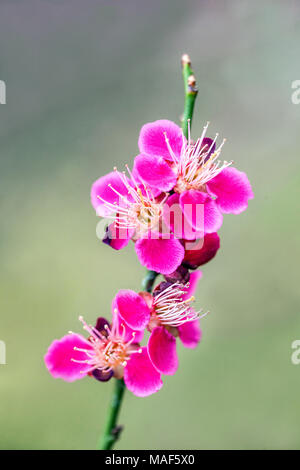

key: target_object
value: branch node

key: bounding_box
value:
[188,74,198,93]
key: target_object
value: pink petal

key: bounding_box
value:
[178,319,202,349]
[90,171,132,217]
[183,232,220,269]
[138,119,185,161]
[44,334,93,382]
[135,236,184,275]
[180,190,223,235]
[113,289,150,331]
[163,193,202,240]
[206,167,254,214]
[124,347,163,397]
[147,326,178,375]
[103,222,133,250]
[133,154,176,192]
[182,271,202,300]
[131,165,162,198]
[112,306,144,343]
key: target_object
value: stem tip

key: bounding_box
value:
[181,53,191,66]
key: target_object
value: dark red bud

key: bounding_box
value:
[182,233,220,269]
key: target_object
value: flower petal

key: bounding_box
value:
[91,171,132,217]
[147,326,178,375]
[164,193,202,240]
[138,119,185,161]
[113,290,150,331]
[206,167,254,214]
[180,190,223,235]
[102,222,133,250]
[92,368,114,382]
[135,236,184,275]
[182,271,202,300]
[178,319,202,349]
[133,154,176,192]
[131,165,162,198]
[182,232,220,269]
[112,306,144,343]
[44,334,93,382]
[124,347,163,397]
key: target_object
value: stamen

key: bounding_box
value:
[175,122,231,191]
[187,119,191,144]
[164,132,179,164]
[97,165,164,234]
[137,188,145,205]
[153,283,203,327]
[70,315,138,375]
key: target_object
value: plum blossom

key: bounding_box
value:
[91,168,185,275]
[114,272,205,376]
[133,119,253,237]
[44,315,162,397]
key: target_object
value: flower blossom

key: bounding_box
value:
[114,271,205,376]
[133,119,254,238]
[44,315,163,397]
[91,168,185,275]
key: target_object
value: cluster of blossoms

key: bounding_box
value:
[45,118,253,397]
[90,119,253,274]
[45,272,203,396]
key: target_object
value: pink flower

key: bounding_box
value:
[113,272,205,376]
[133,120,254,236]
[44,315,162,397]
[91,169,184,275]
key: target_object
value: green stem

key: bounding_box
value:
[98,270,158,450]
[98,378,126,450]
[141,270,159,293]
[181,54,198,139]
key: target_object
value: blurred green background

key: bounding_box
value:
[0,0,300,449]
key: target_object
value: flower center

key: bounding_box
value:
[164,121,232,193]
[151,282,202,328]
[98,167,167,234]
[71,316,140,374]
